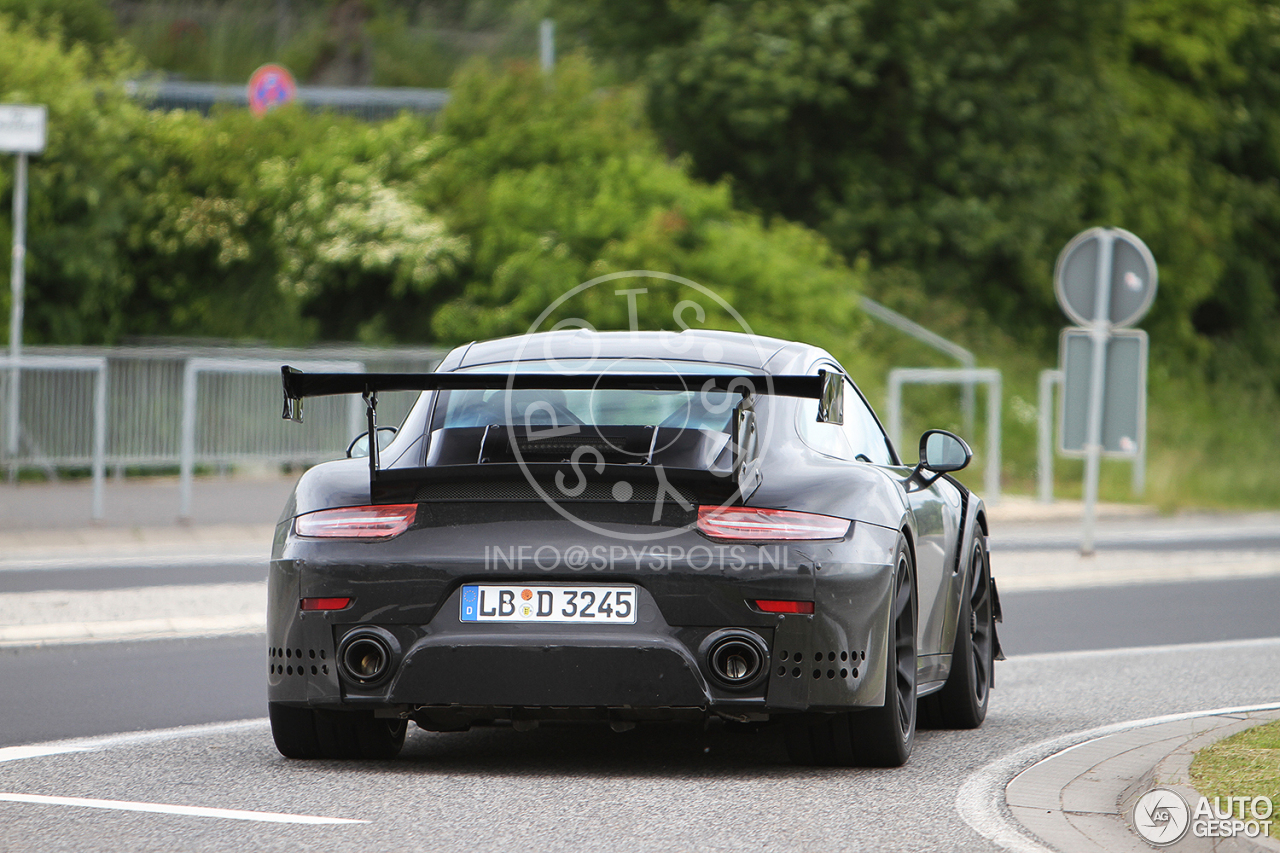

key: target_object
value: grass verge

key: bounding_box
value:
[1190,719,1280,807]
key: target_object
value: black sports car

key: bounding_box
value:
[267,330,1001,766]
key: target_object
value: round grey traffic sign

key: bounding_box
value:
[1054,227,1157,328]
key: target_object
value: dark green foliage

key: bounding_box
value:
[416,58,866,359]
[0,0,116,48]
[558,0,1280,381]
[1,23,864,356]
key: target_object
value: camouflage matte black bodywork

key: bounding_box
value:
[267,331,993,729]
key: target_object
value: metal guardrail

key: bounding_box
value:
[127,80,450,120]
[177,357,368,519]
[1,345,444,521]
[861,296,977,438]
[886,367,1002,503]
[1,354,108,518]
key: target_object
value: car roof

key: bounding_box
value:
[440,329,825,374]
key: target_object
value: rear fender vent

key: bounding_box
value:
[269,646,330,678]
[773,647,866,681]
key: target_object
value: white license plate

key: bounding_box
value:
[460,585,637,624]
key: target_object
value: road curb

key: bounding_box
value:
[1006,708,1280,852]
[1121,714,1280,853]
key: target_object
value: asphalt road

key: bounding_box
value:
[0,638,1276,853]
[0,541,1277,852]
[2,571,1279,750]
[0,636,265,748]
[998,574,1280,654]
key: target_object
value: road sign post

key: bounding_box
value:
[1053,227,1156,554]
[1,104,47,469]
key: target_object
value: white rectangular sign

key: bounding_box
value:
[0,104,47,153]
[1058,327,1148,458]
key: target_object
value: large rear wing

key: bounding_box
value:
[280,366,844,499]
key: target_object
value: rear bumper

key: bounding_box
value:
[267,517,900,718]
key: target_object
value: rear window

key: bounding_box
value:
[430,359,749,433]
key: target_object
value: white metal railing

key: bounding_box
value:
[1,354,108,518]
[861,296,977,438]
[886,367,1002,503]
[1038,369,1063,503]
[177,358,366,519]
[1,345,444,522]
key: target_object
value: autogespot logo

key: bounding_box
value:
[1134,788,1191,846]
[502,270,779,543]
[1134,789,1276,846]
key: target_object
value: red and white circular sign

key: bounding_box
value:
[247,64,297,117]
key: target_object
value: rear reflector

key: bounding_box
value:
[754,599,815,615]
[294,504,417,539]
[697,506,850,540]
[300,597,352,611]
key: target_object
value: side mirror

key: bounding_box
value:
[919,429,971,473]
[347,426,398,459]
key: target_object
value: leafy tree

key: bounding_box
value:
[556,0,1280,381]
[0,0,115,48]
[0,15,146,344]
[416,58,868,362]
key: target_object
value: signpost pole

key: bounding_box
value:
[539,19,556,72]
[5,150,27,464]
[1133,435,1146,496]
[1080,230,1115,555]
[1054,225,1155,553]
[2,104,46,477]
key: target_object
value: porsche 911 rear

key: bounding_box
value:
[269,491,898,713]
[267,329,1003,766]
[265,359,903,761]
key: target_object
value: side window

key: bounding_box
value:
[841,379,895,465]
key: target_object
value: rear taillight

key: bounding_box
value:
[300,597,352,611]
[754,599,815,614]
[294,504,417,540]
[697,506,850,540]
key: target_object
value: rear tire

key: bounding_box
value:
[269,702,321,759]
[353,715,408,759]
[920,539,993,729]
[784,537,917,767]
[270,703,406,760]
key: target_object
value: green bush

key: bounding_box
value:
[418,58,867,362]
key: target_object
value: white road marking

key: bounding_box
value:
[1006,634,1280,662]
[0,719,264,764]
[0,792,368,825]
[0,613,265,647]
[0,551,265,573]
[0,744,95,763]
[956,687,1280,852]
[0,720,365,826]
